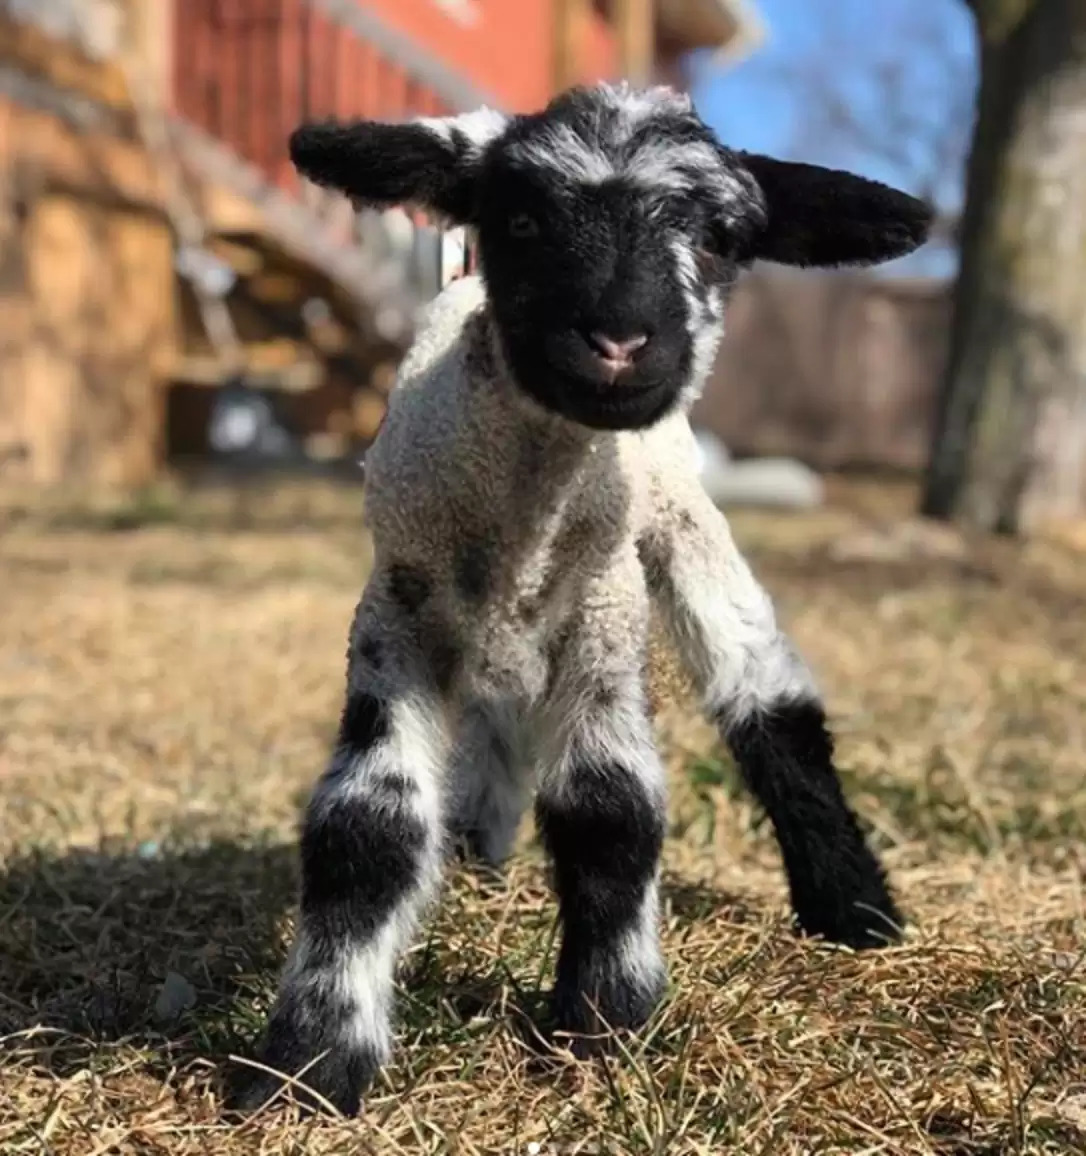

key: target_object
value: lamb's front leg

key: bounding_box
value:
[536,597,668,1054]
[640,492,902,949]
[235,600,450,1115]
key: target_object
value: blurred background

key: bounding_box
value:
[3,9,1086,1149]
[1,0,1081,533]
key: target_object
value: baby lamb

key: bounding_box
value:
[236,82,931,1116]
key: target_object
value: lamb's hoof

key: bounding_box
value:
[794,883,905,950]
[227,1069,362,1118]
[549,1023,617,1061]
[547,966,666,1059]
[225,1044,375,1118]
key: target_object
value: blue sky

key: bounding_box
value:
[690,0,978,218]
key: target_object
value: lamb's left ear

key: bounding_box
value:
[289,108,508,225]
[735,154,933,268]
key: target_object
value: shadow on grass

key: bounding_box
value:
[0,839,766,1100]
[661,874,760,926]
[0,840,296,1086]
[16,473,368,537]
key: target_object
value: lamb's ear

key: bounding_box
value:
[289,108,508,225]
[735,154,933,268]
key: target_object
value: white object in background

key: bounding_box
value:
[431,0,481,27]
[439,228,469,287]
[301,296,332,328]
[209,397,262,453]
[174,245,237,298]
[693,427,823,509]
[704,458,825,509]
[692,427,732,478]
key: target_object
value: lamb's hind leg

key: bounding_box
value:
[234,601,450,1116]
[447,701,530,866]
[641,488,902,949]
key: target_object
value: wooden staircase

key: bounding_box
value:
[167,0,470,343]
[157,0,472,463]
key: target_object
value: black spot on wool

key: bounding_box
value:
[427,634,462,694]
[388,564,431,613]
[354,634,382,670]
[636,530,672,594]
[455,535,494,604]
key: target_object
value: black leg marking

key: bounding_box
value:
[724,698,903,949]
[454,534,494,605]
[235,684,435,1117]
[240,790,427,1115]
[536,760,666,1052]
[300,786,426,945]
[338,689,388,750]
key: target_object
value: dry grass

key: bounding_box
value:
[1,477,1085,1154]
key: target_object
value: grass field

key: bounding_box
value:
[1,478,1084,1154]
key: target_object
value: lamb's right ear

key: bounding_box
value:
[289,108,508,225]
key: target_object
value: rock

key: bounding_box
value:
[692,427,732,475]
[702,458,825,509]
[153,971,197,1023]
[692,428,823,509]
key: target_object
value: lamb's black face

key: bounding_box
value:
[477,172,694,429]
[474,96,733,429]
[288,83,933,432]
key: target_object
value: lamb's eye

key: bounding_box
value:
[509,213,539,239]
[678,202,708,235]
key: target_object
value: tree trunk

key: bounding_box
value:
[921,0,1086,533]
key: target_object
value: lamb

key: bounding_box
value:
[235,82,931,1116]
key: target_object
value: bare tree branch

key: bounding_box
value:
[759,1,975,251]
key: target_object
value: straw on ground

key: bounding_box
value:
[1,477,1084,1154]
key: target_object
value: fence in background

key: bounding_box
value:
[695,272,952,472]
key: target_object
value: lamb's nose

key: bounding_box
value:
[586,331,650,368]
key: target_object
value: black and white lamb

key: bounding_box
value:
[237,82,931,1116]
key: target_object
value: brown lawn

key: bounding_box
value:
[1,477,1084,1154]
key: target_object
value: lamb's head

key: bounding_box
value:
[290,83,931,431]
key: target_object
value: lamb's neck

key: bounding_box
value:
[474,309,616,496]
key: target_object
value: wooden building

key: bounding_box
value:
[0,0,763,487]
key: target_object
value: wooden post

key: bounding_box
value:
[126,0,173,111]
[614,0,655,84]
[553,0,587,93]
